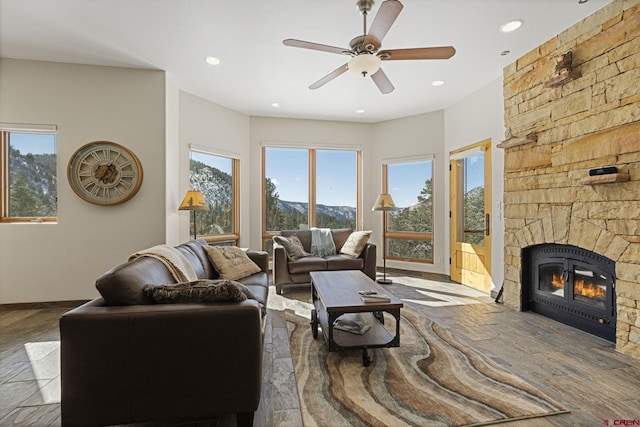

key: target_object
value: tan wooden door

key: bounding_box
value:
[449,140,492,293]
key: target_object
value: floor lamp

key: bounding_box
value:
[372,193,397,284]
[179,190,209,240]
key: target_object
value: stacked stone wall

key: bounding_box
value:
[502,0,640,358]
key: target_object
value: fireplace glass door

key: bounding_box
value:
[538,262,564,298]
[526,244,616,342]
[572,264,607,309]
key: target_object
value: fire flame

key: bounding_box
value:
[550,274,605,299]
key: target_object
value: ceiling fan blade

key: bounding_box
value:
[283,39,349,55]
[362,0,403,50]
[371,68,394,94]
[309,63,349,89]
[379,46,456,60]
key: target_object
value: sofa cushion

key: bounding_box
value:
[96,257,176,306]
[143,279,254,303]
[274,235,310,261]
[325,254,365,271]
[203,246,261,280]
[340,230,372,257]
[288,256,327,274]
[179,239,219,279]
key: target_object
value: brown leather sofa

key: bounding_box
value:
[59,239,268,427]
[273,228,376,294]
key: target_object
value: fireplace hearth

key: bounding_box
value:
[522,244,616,342]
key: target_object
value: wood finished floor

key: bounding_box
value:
[1,271,639,426]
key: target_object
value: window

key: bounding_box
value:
[461,152,485,245]
[262,146,361,253]
[383,158,433,263]
[1,125,57,222]
[189,149,239,245]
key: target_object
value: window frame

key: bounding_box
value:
[188,147,240,245]
[1,124,58,223]
[261,145,362,251]
[382,156,435,264]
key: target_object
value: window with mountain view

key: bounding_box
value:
[1,130,57,222]
[384,159,433,263]
[262,147,360,254]
[189,150,239,245]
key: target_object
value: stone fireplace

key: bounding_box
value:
[501,1,640,358]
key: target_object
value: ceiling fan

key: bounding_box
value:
[283,0,456,94]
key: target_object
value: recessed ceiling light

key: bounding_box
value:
[204,56,220,65]
[501,50,511,56]
[355,109,365,114]
[499,19,524,33]
[271,103,280,108]
[431,80,445,87]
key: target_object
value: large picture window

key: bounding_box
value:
[1,126,57,223]
[262,146,361,253]
[383,158,434,263]
[189,149,239,245]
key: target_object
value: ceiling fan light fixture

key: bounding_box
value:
[348,53,382,77]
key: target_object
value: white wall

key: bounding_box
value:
[370,110,447,274]
[0,58,166,304]
[444,77,505,294]
[178,91,251,246]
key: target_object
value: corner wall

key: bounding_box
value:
[0,58,166,303]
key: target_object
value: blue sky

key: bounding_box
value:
[266,148,484,208]
[9,133,56,155]
[192,151,232,174]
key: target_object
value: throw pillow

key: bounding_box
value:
[202,246,261,280]
[273,235,310,261]
[340,230,372,257]
[143,279,255,303]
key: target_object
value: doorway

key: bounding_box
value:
[449,140,492,293]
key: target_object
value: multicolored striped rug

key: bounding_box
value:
[286,306,568,426]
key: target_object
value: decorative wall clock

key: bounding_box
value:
[68,141,143,206]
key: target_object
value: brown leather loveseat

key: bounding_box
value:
[59,239,269,427]
[273,228,376,294]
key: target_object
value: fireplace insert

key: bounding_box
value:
[522,244,616,342]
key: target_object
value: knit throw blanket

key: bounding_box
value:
[310,228,336,257]
[129,244,198,283]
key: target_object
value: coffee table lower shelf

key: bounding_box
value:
[311,301,401,367]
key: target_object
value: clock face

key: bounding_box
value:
[68,141,143,206]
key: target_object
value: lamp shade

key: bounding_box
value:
[178,190,209,211]
[372,193,397,211]
[348,53,382,77]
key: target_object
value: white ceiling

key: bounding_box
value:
[0,0,611,123]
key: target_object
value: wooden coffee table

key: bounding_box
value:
[309,270,403,366]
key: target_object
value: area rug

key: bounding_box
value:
[286,305,568,426]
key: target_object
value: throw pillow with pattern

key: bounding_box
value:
[340,230,372,258]
[273,235,310,261]
[203,246,261,280]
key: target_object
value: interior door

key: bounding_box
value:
[449,140,492,293]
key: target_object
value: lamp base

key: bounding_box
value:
[377,278,393,285]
